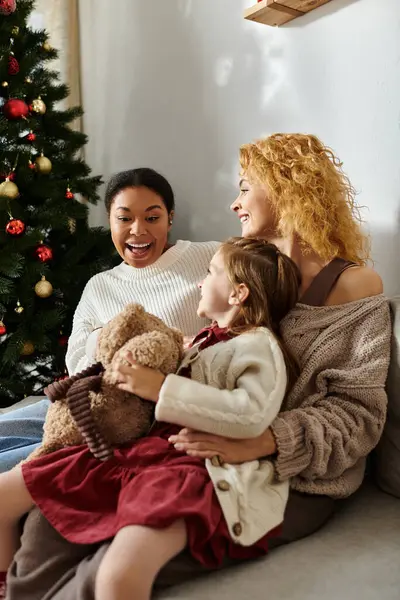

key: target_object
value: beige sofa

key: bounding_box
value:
[156,483,399,599]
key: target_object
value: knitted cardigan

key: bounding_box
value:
[272,294,391,498]
[157,327,289,546]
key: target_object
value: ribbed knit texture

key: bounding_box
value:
[66,240,219,375]
[272,294,391,498]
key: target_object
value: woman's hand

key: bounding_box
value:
[112,352,165,402]
[168,427,277,464]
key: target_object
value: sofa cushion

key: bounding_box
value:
[374,297,400,498]
[157,484,400,600]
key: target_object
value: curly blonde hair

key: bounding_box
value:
[239,133,370,265]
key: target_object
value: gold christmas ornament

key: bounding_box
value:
[1,81,8,87]
[25,76,32,84]
[21,341,35,356]
[0,178,19,199]
[34,275,53,298]
[43,41,52,51]
[30,96,46,115]
[14,300,24,314]
[12,26,19,36]
[68,217,76,233]
[35,154,52,174]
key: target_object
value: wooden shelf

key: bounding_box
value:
[244,0,332,27]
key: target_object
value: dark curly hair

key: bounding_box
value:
[104,168,175,215]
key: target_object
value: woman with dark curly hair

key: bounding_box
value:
[0,167,218,472]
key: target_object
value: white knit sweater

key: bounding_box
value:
[156,328,289,546]
[66,240,219,375]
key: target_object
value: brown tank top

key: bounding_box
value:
[300,258,356,307]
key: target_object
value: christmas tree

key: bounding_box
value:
[0,0,116,407]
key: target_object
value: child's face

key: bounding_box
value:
[197,250,240,327]
[109,186,173,268]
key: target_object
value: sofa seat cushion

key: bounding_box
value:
[157,484,400,600]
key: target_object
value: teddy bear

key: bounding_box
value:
[26,304,184,462]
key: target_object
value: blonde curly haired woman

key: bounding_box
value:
[7,135,391,599]
[172,133,391,542]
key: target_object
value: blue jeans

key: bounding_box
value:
[0,399,49,472]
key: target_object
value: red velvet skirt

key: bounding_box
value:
[22,424,280,568]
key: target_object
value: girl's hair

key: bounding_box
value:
[220,237,301,390]
[105,168,175,215]
[239,133,370,265]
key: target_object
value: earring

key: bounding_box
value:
[169,220,173,225]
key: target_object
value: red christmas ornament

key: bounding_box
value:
[2,172,16,181]
[8,55,19,75]
[0,321,6,336]
[0,0,16,15]
[6,218,25,236]
[58,335,69,348]
[26,131,36,142]
[28,160,36,170]
[3,98,29,120]
[35,244,53,263]
[65,188,74,200]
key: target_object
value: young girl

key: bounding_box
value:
[0,237,300,600]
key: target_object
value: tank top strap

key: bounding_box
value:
[300,258,357,307]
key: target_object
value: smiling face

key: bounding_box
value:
[109,186,173,268]
[230,177,277,238]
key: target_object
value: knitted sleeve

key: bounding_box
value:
[271,301,391,490]
[156,331,287,439]
[65,277,102,375]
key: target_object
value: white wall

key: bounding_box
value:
[31,0,70,91]
[79,0,400,295]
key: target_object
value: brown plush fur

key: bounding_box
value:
[26,304,183,461]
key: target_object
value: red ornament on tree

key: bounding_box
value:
[0,321,6,336]
[26,131,36,142]
[6,218,25,236]
[35,244,53,263]
[65,187,74,200]
[58,335,69,348]
[8,55,19,75]
[0,0,16,15]
[28,160,36,170]
[3,99,29,120]
[2,172,16,181]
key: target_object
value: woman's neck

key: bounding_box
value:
[267,234,328,296]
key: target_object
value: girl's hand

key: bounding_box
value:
[112,352,165,403]
[183,336,194,350]
[168,428,277,464]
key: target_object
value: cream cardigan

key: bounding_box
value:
[156,328,289,546]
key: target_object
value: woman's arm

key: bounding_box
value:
[156,332,287,439]
[271,296,390,483]
[65,279,102,375]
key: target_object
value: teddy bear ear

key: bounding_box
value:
[123,303,144,317]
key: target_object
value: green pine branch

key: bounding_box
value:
[0,0,115,407]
